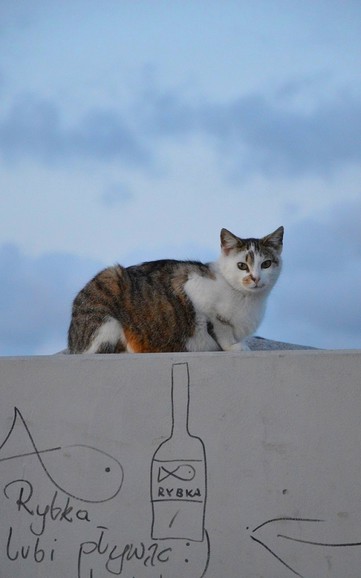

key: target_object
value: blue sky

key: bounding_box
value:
[0,0,360,355]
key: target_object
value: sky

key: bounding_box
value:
[0,0,360,355]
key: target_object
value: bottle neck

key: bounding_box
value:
[170,363,190,437]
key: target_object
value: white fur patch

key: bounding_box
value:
[83,317,124,353]
[184,263,270,351]
[186,314,220,352]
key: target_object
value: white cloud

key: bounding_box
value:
[2,83,360,185]
[139,87,361,178]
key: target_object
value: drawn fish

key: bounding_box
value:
[157,464,196,483]
[251,516,361,577]
[0,407,124,503]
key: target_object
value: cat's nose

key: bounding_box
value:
[251,274,260,285]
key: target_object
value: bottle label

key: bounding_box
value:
[152,458,205,502]
[151,458,206,541]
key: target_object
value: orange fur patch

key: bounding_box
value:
[123,329,151,353]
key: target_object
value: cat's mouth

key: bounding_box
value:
[251,283,265,291]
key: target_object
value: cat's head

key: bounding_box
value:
[218,226,284,294]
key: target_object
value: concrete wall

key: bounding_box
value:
[0,349,360,578]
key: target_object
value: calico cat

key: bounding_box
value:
[68,226,283,354]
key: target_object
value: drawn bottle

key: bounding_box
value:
[151,362,207,541]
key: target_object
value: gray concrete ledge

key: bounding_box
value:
[245,335,317,350]
[1,348,360,578]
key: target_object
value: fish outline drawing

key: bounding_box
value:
[157,464,196,483]
[0,407,124,504]
[250,516,361,577]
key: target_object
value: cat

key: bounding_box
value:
[67,226,283,354]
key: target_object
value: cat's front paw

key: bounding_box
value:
[225,341,251,352]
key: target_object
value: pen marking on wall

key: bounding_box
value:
[157,464,196,483]
[251,515,361,577]
[0,407,124,504]
[150,363,208,543]
[250,534,304,577]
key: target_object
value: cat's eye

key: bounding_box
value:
[261,260,272,269]
[237,262,249,271]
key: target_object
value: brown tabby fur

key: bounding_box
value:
[68,260,214,353]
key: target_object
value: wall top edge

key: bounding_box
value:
[1,349,361,363]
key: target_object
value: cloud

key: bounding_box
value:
[100,182,134,207]
[2,84,360,179]
[0,244,102,355]
[260,197,361,348]
[0,95,150,167]
[140,85,361,177]
[209,94,361,176]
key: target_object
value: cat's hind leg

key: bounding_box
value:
[83,317,126,354]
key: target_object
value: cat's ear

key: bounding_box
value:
[220,228,243,255]
[262,226,284,252]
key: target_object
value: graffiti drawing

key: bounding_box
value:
[0,407,124,503]
[251,515,361,577]
[0,365,210,578]
[150,362,207,543]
